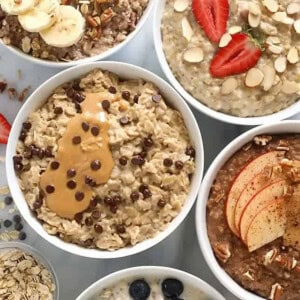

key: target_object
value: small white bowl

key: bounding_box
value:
[153,0,300,126]
[0,0,155,68]
[6,61,204,259]
[0,241,59,299]
[196,120,300,300]
[76,266,225,300]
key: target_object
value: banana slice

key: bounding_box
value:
[40,5,85,48]
[1,0,35,15]
[35,0,59,14]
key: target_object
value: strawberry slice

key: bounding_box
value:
[0,113,11,144]
[192,0,229,43]
[210,33,262,78]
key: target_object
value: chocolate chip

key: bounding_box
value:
[163,158,173,167]
[85,217,93,226]
[67,180,76,189]
[119,116,129,126]
[4,220,12,228]
[14,162,23,172]
[142,189,152,199]
[75,191,84,201]
[110,205,118,214]
[91,126,99,136]
[130,191,139,202]
[31,146,40,157]
[175,161,184,170]
[19,232,27,240]
[119,156,128,166]
[14,223,23,231]
[94,195,102,204]
[19,131,27,142]
[158,199,166,208]
[22,122,31,130]
[54,107,63,114]
[122,91,130,100]
[91,160,101,170]
[13,156,22,163]
[140,150,147,159]
[116,224,126,234]
[74,212,83,223]
[38,149,45,159]
[94,224,103,233]
[104,196,112,206]
[45,147,53,158]
[89,198,97,210]
[143,137,153,148]
[74,102,82,113]
[152,94,161,103]
[66,88,75,98]
[185,146,196,158]
[46,185,55,194]
[73,92,85,103]
[81,122,89,132]
[101,100,110,111]
[139,184,148,193]
[108,86,117,94]
[112,195,121,205]
[33,199,43,210]
[92,210,101,220]
[85,176,97,187]
[4,196,13,205]
[72,79,82,91]
[67,168,76,178]
[133,95,139,104]
[131,155,145,166]
[13,215,21,223]
[50,161,60,170]
[72,136,81,145]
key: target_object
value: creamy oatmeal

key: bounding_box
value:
[207,134,300,299]
[0,0,148,62]
[162,0,300,117]
[13,69,195,250]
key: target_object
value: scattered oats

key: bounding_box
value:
[0,202,5,210]
[8,208,16,214]
[221,78,238,95]
[18,86,31,102]
[287,47,299,64]
[0,231,19,241]
[0,186,9,195]
[281,80,300,94]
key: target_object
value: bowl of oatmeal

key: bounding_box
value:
[6,61,204,258]
[154,0,300,125]
[0,242,58,299]
[0,0,154,67]
[76,266,225,300]
[196,120,300,300]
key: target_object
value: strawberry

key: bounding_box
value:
[192,0,229,43]
[210,33,262,78]
[0,113,11,144]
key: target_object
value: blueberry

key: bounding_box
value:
[162,278,184,298]
[129,279,151,300]
[4,196,13,205]
[3,220,12,228]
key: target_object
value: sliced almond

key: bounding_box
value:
[228,26,242,34]
[271,80,283,95]
[266,36,281,45]
[262,0,279,13]
[248,2,261,15]
[260,21,278,35]
[282,17,295,25]
[274,56,287,73]
[174,0,189,13]
[245,68,264,87]
[273,75,281,86]
[268,44,283,54]
[272,12,287,22]
[294,20,300,33]
[221,78,238,95]
[248,12,261,28]
[261,65,276,91]
[287,47,299,64]
[281,80,300,94]
[182,47,204,63]
[219,33,232,48]
[287,2,300,15]
[181,17,193,41]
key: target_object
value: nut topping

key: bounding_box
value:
[182,47,204,63]
[182,17,193,41]
[174,0,189,12]
[287,2,300,14]
[274,56,287,73]
[287,47,299,64]
[281,80,300,94]
[219,33,232,48]
[262,0,279,13]
[269,283,284,300]
[228,26,242,34]
[261,65,276,91]
[245,68,264,87]
[263,248,279,265]
[213,242,231,263]
[254,135,272,146]
[294,20,300,33]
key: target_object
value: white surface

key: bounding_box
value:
[0,10,300,300]
[6,61,204,259]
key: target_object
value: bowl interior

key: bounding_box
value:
[76,266,225,300]
[153,0,300,125]
[196,121,300,300]
[6,61,204,258]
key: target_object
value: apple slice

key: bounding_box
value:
[239,179,287,242]
[284,227,300,251]
[246,198,286,252]
[226,151,283,236]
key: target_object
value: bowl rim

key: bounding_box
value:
[76,265,226,300]
[153,0,300,126]
[0,241,59,299]
[6,61,204,259]
[0,0,155,68]
[195,120,300,300]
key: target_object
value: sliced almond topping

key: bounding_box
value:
[287,2,300,15]
[266,36,281,45]
[248,12,261,28]
[272,11,288,22]
[281,80,300,94]
[261,65,276,91]
[243,271,254,281]
[262,0,279,13]
[287,47,299,64]
[181,17,193,41]
[264,249,279,265]
[219,33,232,48]
[274,56,287,73]
[228,25,242,34]
[268,44,283,54]
[245,68,264,87]
[174,0,189,12]
[221,78,238,95]
[248,2,261,15]
[282,17,295,25]
[269,283,284,300]
[294,20,300,33]
[260,21,278,35]
[214,242,231,263]
[182,47,204,63]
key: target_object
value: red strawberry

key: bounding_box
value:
[0,113,11,144]
[192,0,229,43]
[210,33,262,78]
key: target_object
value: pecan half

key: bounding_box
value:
[269,283,284,300]
[275,255,297,271]
[213,242,231,263]
[254,135,272,146]
[263,248,278,265]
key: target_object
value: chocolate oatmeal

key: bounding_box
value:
[207,134,300,299]
[0,0,149,62]
[14,69,195,250]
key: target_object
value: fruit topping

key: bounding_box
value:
[0,113,11,144]
[129,279,151,300]
[162,278,184,298]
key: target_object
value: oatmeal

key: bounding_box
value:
[0,0,148,62]
[207,134,300,299]
[0,248,56,299]
[13,69,195,250]
[162,0,300,117]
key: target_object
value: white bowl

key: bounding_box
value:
[0,241,59,299]
[153,0,300,126]
[196,120,300,300]
[6,61,204,259]
[76,266,225,300]
[0,0,155,68]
